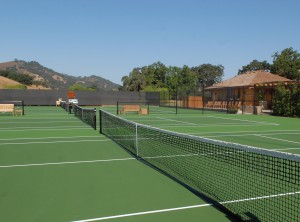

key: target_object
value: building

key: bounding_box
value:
[205,70,294,113]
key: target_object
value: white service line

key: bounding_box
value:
[0,128,91,132]
[188,129,300,135]
[71,204,212,222]
[0,126,88,130]
[157,117,197,125]
[255,134,300,145]
[273,147,300,151]
[0,157,135,168]
[0,136,104,141]
[71,191,300,222]
[204,115,279,125]
[0,139,110,146]
[0,121,81,124]
[194,132,300,138]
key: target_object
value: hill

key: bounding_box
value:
[0,76,50,89]
[0,76,24,89]
[0,60,120,90]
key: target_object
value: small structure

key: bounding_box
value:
[68,91,78,105]
[205,70,294,113]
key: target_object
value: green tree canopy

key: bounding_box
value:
[0,70,33,85]
[121,62,223,93]
[68,83,95,91]
[191,64,224,89]
[271,47,300,81]
[238,60,271,74]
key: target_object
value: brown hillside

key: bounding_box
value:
[0,61,47,83]
[0,60,120,90]
[0,76,50,90]
[0,76,23,88]
[0,61,18,69]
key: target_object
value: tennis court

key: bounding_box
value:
[0,106,234,222]
[102,105,300,155]
[100,105,300,221]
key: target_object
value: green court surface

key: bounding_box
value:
[100,106,300,221]
[103,105,300,156]
[0,106,236,222]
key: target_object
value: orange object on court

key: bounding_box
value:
[68,91,75,99]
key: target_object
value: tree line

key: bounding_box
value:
[121,47,300,92]
[121,62,223,94]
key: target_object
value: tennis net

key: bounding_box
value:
[99,109,300,221]
[74,104,96,130]
[60,101,70,113]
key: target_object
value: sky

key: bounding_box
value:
[1,0,300,85]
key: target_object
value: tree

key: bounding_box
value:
[121,62,168,91]
[273,84,300,117]
[121,62,224,93]
[178,65,196,91]
[191,64,224,88]
[121,76,131,91]
[68,83,95,91]
[238,60,271,74]
[0,70,33,85]
[165,66,181,94]
[271,47,300,81]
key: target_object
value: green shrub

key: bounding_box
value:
[228,106,238,114]
[273,84,300,117]
[4,85,27,89]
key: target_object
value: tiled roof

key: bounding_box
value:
[206,70,292,89]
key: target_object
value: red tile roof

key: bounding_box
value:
[206,70,292,89]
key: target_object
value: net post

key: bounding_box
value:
[93,108,96,130]
[117,102,119,115]
[21,100,25,115]
[99,110,103,134]
[147,102,150,115]
[135,123,139,157]
[175,87,178,114]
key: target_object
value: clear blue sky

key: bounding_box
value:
[1,0,299,85]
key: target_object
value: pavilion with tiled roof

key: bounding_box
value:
[205,70,294,112]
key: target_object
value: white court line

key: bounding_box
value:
[71,191,300,222]
[200,115,279,126]
[0,139,110,146]
[157,116,278,126]
[157,117,197,125]
[0,126,88,130]
[150,123,273,128]
[0,153,225,168]
[188,129,300,135]
[274,147,300,151]
[196,132,300,138]
[0,136,104,141]
[152,117,278,128]
[255,134,300,145]
[0,127,91,132]
[0,120,81,124]
[0,157,135,168]
[72,204,212,222]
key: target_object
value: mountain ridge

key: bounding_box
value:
[0,60,120,90]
